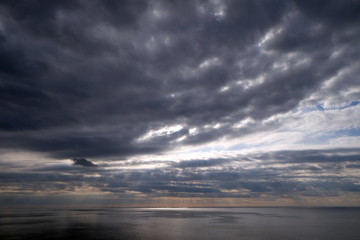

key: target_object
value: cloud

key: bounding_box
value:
[173,158,230,168]
[0,146,359,205]
[3,0,355,158]
[72,158,97,167]
[0,0,359,206]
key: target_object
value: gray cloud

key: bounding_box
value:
[0,0,357,159]
[72,158,97,167]
[173,158,230,168]
[249,148,360,164]
[1,148,358,200]
[0,0,359,205]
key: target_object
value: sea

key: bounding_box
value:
[1,207,359,240]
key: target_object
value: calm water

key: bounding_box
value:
[1,207,360,240]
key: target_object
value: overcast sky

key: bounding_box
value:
[1,0,360,207]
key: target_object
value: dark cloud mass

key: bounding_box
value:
[0,0,358,158]
[0,0,359,206]
[72,158,96,167]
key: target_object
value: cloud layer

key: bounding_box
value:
[0,0,359,206]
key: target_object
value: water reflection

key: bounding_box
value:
[0,208,359,240]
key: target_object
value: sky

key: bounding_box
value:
[0,0,360,207]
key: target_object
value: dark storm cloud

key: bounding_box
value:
[0,0,359,160]
[72,158,97,167]
[294,0,360,26]
[0,0,79,33]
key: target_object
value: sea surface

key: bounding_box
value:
[1,207,360,240]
